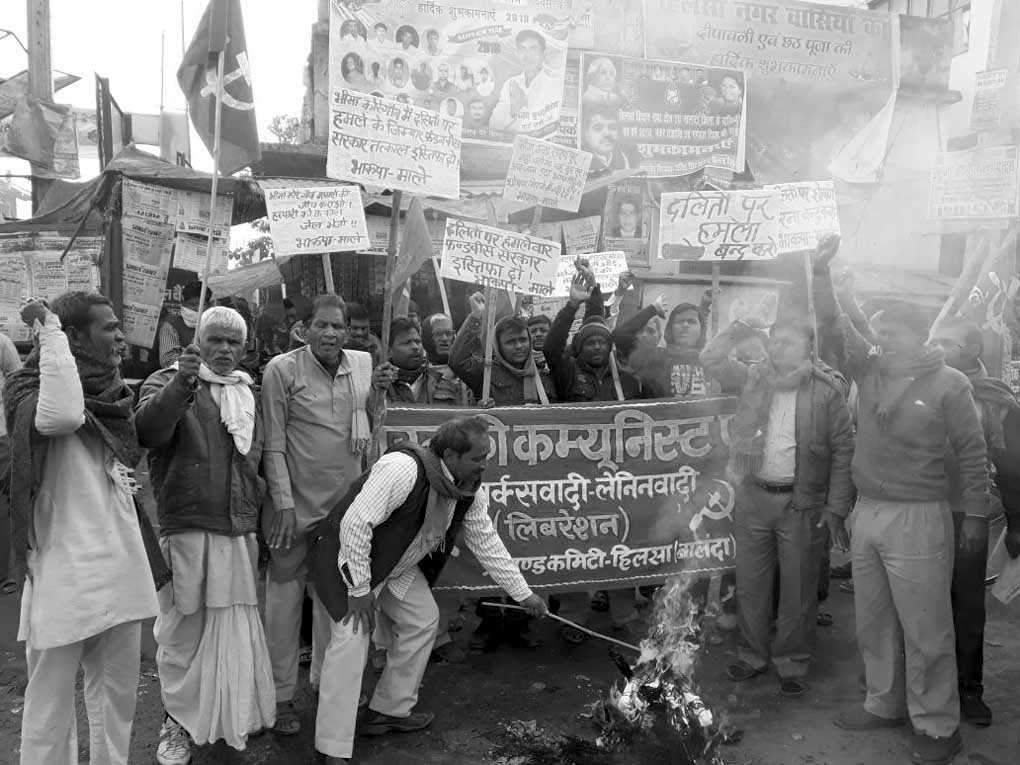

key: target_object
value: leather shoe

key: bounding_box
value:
[910,730,962,764]
[960,692,991,727]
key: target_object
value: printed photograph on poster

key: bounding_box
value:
[503,135,592,212]
[327,88,462,199]
[440,217,560,296]
[330,0,570,146]
[765,181,841,254]
[264,183,371,257]
[928,146,1019,220]
[658,189,779,261]
[172,234,228,275]
[577,53,746,178]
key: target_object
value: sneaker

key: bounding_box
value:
[156,719,192,765]
[910,730,962,764]
[960,692,991,727]
[361,710,435,736]
[833,706,905,731]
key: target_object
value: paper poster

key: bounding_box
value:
[577,53,746,177]
[971,69,1008,134]
[327,88,462,199]
[503,135,592,212]
[65,251,100,293]
[121,178,177,226]
[122,301,162,348]
[329,0,570,145]
[174,189,233,239]
[440,217,560,296]
[766,181,840,254]
[263,183,371,256]
[551,249,627,297]
[643,0,894,184]
[602,179,650,265]
[172,234,228,275]
[928,146,1019,220]
[569,0,644,57]
[29,252,70,302]
[0,252,27,305]
[658,189,779,261]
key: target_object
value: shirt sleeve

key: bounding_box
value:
[338,452,419,597]
[946,385,990,518]
[260,358,295,510]
[34,315,86,437]
[461,490,533,602]
[158,323,182,367]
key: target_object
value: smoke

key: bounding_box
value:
[638,576,701,678]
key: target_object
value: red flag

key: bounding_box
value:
[177,0,260,174]
[391,198,433,316]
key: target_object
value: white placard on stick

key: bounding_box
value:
[552,250,628,297]
[971,69,1008,134]
[440,217,560,297]
[327,88,462,200]
[503,136,593,213]
[928,145,1019,220]
[767,181,841,254]
[658,190,779,261]
[263,183,370,257]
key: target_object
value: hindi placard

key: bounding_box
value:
[658,189,779,261]
[552,250,627,297]
[263,183,370,257]
[440,217,560,296]
[381,398,738,593]
[327,88,462,199]
[766,181,840,254]
[971,69,1009,134]
[928,145,1019,220]
[503,135,592,212]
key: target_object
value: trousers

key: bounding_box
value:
[265,564,332,702]
[852,496,959,737]
[950,511,988,695]
[20,621,141,765]
[315,568,439,759]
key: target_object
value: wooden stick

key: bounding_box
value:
[481,284,497,401]
[432,255,451,315]
[803,251,818,364]
[370,190,403,466]
[482,601,641,652]
[709,261,721,337]
[321,252,335,294]
[196,48,227,319]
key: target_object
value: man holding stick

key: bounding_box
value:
[309,415,547,764]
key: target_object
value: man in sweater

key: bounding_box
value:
[816,237,987,765]
[931,315,1020,726]
[136,307,275,764]
[309,415,547,763]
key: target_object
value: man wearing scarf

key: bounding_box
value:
[814,237,987,765]
[449,292,556,406]
[379,316,472,407]
[309,415,547,764]
[156,280,205,368]
[6,293,164,765]
[135,306,275,764]
[930,316,1020,727]
[701,313,853,698]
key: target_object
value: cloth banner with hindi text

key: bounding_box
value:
[382,398,738,594]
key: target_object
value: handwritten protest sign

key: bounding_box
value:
[503,135,592,213]
[327,88,461,199]
[578,53,746,177]
[928,145,1019,220]
[440,218,560,296]
[658,189,779,261]
[263,183,370,257]
[552,250,627,297]
[382,398,738,593]
[971,69,1008,133]
[766,181,840,254]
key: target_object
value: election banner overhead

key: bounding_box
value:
[383,398,737,593]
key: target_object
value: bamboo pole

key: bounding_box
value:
[803,251,818,364]
[369,190,403,465]
[195,47,227,318]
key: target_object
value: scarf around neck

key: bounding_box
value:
[866,348,945,429]
[396,364,426,386]
[172,362,256,455]
[402,443,479,553]
[494,344,549,404]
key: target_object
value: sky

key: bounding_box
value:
[1,0,315,186]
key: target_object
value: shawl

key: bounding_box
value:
[493,343,549,404]
[864,348,945,429]
[403,442,479,553]
[345,349,374,453]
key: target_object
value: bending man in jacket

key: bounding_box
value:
[701,311,853,697]
[312,415,547,764]
[136,306,275,764]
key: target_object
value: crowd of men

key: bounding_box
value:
[1,234,1018,765]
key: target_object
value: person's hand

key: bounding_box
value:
[958,516,989,557]
[20,300,49,328]
[615,271,636,296]
[568,271,593,308]
[372,361,398,391]
[812,233,841,272]
[520,594,549,618]
[175,344,202,388]
[343,592,375,635]
[1004,528,1020,559]
[652,294,667,319]
[267,507,297,551]
[478,397,496,409]
[818,510,849,551]
[468,291,486,319]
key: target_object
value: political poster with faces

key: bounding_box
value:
[329,0,571,147]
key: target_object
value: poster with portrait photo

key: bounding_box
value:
[602,180,650,267]
[577,53,746,178]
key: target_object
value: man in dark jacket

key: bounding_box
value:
[378,317,472,407]
[311,415,547,764]
[701,313,853,697]
[931,315,1020,726]
[449,292,556,405]
[135,306,275,763]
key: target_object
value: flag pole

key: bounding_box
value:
[195,46,226,319]
[370,189,403,465]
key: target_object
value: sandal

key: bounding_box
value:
[273,701,301,736]
[780,678,807,698]
[1,579,17,596]
[816,612,834,627]
[560,625,588,645]
[726,660,767,682]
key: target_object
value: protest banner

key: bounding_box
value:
[577,53,746,177]
[766,180,840,254]
[602,179,650,265]
[928,145,1019,220]
[503,135,592,212]
[329,0,569,149]
[643,0,894,184]
[658,189,779,261]
[382,398,738,593]
[327,88,462,199]
[971,69,1009,134]
[263,183,371,257]
[552,250,627,297]
[440,217,560,296]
